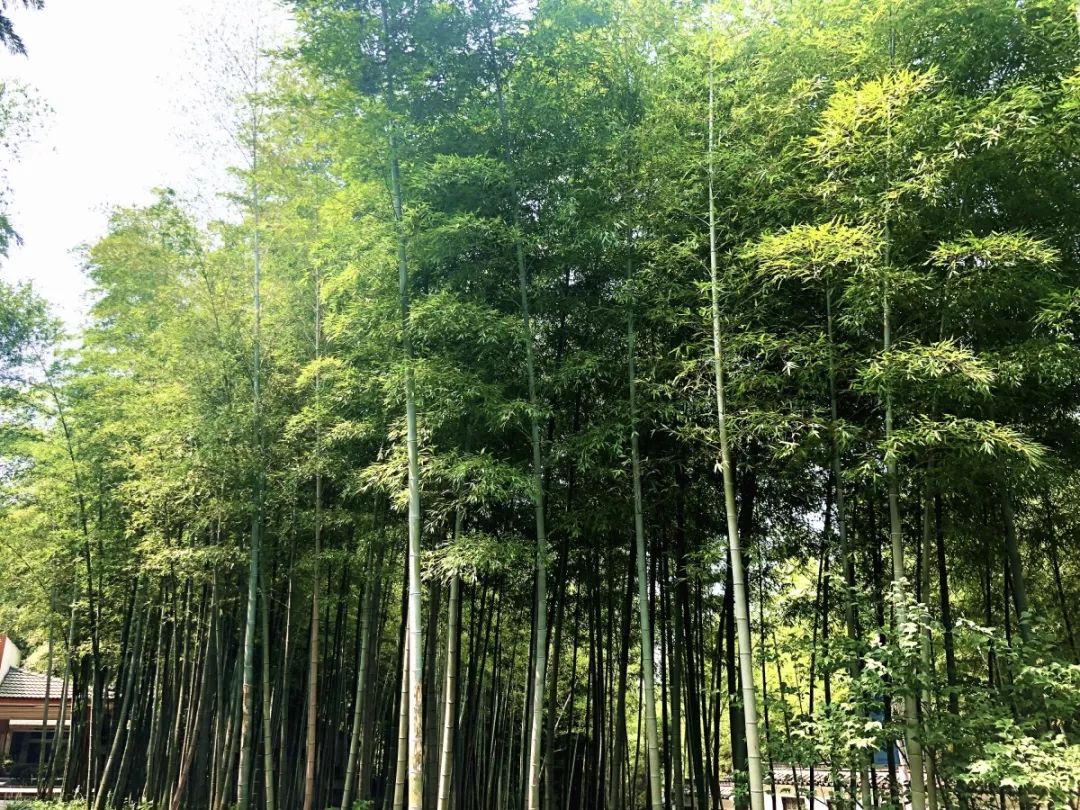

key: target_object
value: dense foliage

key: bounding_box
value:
[1,1,1079,809]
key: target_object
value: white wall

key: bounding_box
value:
[0,636,23,684]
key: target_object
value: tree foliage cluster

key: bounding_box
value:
[1,1,1080,809]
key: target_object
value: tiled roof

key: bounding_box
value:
[769,767,894,789]
[0,667,63,700]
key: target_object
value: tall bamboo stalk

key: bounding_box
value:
[372,2,426,804]
[238,102,264,810]
[303,261,323,810]
[826,286,873,809]
[880,20,926,809]
[436,509,464,810]
[91,579,144,810]
[706,42,764,810]
[920,494,939,810]
[45,580,77,796]
[36,585,55,799]
[626,247,663,810]
[393,632,410,810]
[261,561,277,810]
[171,596,214,810]
[883,242,927,810]
[1001,493,1031,645]
[342,541,377,810]
[482,20,551,810]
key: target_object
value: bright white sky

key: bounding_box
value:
[0,0,292,327]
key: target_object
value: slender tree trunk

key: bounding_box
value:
[675,497,706,810]
[143,597,169,808]
[92,580,144,810]
[261,562,277,810]
[826,286,872,810]
[374,4,425,805]
[391,88,425,810]
[544,546,567,810]
[398,170,425,810]
[238,159,264,810]
[217,643,244,810]
[211,555,228,806]
[666,566,684,810]
[343,543,379,810]
[276,510,298,805]
[46,580,78,796]
[879,21,926,803]
[436,510,464,810]
[883,251,926,810]
[932,496,960,719]
[162,583,192,806]
[983,549,996,689]
[626,247,664,810]
[725,567,745,807]
[37,586,56,799]
[708,607,722,810]
[304,268,323,810]
[506,102,550,810]
[768,633,801,810]
[1044,499,1077,661]
[393,630,410,810]
[172,600,214,810]
[1001,492,1031,645]
[707,47,763,810]
[757,550,776,801]
[361,552,385,804]
[920,495,938,810]
[61,662,87,801]
[481,23,552,810]
[808,505,829,805]
[423,580,442,810]
[864,491,898,806]
[608,541,635,810]
[563,596,581,810]
[658,553,671,809]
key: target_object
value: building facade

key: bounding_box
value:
[0,635,67,782]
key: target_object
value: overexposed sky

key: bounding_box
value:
[0,0,292,327]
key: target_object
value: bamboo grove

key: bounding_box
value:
[1,0,1080,809]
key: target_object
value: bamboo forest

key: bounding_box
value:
[0,0,1078,809]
